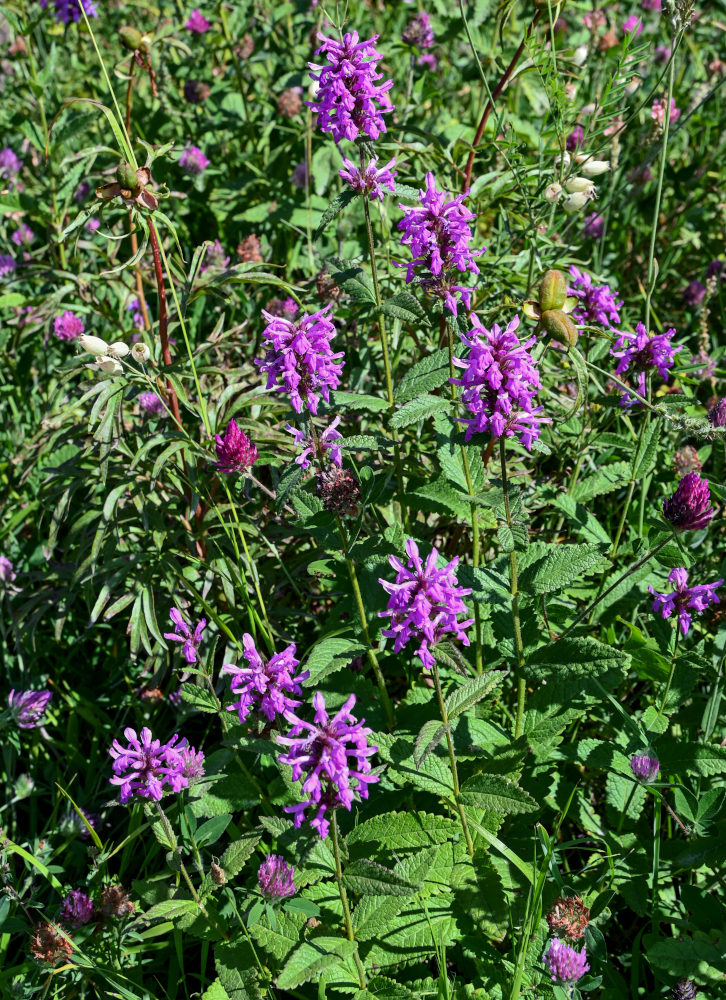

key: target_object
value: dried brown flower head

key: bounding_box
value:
[100,884,134,919]
[546,895,590,941]
[30,922,73,965]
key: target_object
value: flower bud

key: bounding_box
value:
[131,343,151,363]
[107,341,130,358]
[94,356,124,375]
[572,44,588,66]
[116,162,139,191]
[210,863,226,886]
[554,151,571,169]
[565,177,597,198]
[538,270,568,312]
[118,26,144,51]
[544,182,562,203]
[577,158,611,177]
[78,334,110,356]
[539,309,579,349]
[560,191,591,212]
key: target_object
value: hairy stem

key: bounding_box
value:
[331,811,367,988]
[658,627,680,717]
[432,661,475,858]
[499,438,526,738]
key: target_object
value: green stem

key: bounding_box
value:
[331,811,366,989]
[658,628,680,717]
[644,53,677,330]
[650,793,662,935]
[432,661,475,858]
[499,438,526,738]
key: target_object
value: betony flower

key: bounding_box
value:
[53,311,85,341]
[164,608,207,663]
[402,12,435,48]
[0,147,22,179]
[378,539,474,670]
[451,314,549,449]
[630,754,660,782]
[339,156,396,201]
[223,634,309,723]
[610,322,679,406]
[40,0,97,25]
[277,692,378,838]
[0,556,16,585]
[256,304,344,415]
[8,690,52,729]
[179,745,205,780]
[127,297,145,329]
[649,567,722,635]
[708,398,726,427]
[184,8,211,32]
[59,890,94,928]
[201,239,230,271]
[291,161,308,189]
[138,392,166,416]
[258,855,296,899]
[568,266,622,328]
[307,32,394,144]
[545,939,589,983]
[662,472,715,532]
[622,14,643,34]
[108,727,190,803]
[179,145,210,176]
[0,255,16,278]
[214,419,258,473]
[12,224,34,246]
[265,297,299,320]
[286,417,343,469]
[683,280,706,307]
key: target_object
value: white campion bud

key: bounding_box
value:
[579,159,611,177]
[544,182,563,203]
[624,76,640,96]
[107,341,130,358]
[554,151,571,169]
[132,343,151,363]
[572,44,588,66]
[78,334,110,356]
[88,355,123,375]
[561,191,591,213]
[565,177,597,198]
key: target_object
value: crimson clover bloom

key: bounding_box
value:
[649,567,722,635]
[286,417,343,469]
[256,304,344,415]
[398,172,483,316]
[12,224,34,247]
[0,556,16,585]
[610,322,679,406]
[0,255,16,279]
[179,145,210,176]
[258,855,296,899]
[0,147,22,179]
[662,472,715,532]
[452,314,549,449]
[139,392,166,417]
[164,608,207,663]
[60,890,94,928]
[109,727,190,803]
[379,539,474,670]
[214,419,258,473]
[339,156,396,201]
[40,0,97,24]
[224,634,309,723]
[184,8,211,32]
[54,311,84,342]
[277,693,378,839]
[567,266,622,328]
[8,689,52,729]
[307,32,394,144]
[402,11,435,48]
[630,754,660,782]
[708,398,726,427]
[545,939,589,983]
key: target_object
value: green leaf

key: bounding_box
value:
[458,774,538,814]
[140,899,199,922]
[276,462,304,513]
[342,859,422,896]
[276,937,356,990]
[326,256,376,304]
[444,672,503,720]
[327,390,389,413]
[250,909,306,964]
[346,812,459,850]
[181,684,219,714]
[305,636,368,684]
[551,495,611,545]
[375,291,430,327]
[219,833,262,879]
[196,814,232,848]
[215,941,262,1000]
[395,349,451,403]
[524,637,629,686]
[413,720,448,770]
[658,742,726,776]
[570,461,632,503]
[202,981,231,1000]
[633,419,662,480]
[518,542,610,595]
[389,394,451,429]
[314,188,357,239]
[645,932,725,981]
[641,705,669,734]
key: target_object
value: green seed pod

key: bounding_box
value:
[538,269,568,312]
[539,309,579,349]
[116,162,139,191]
[119,26,144,51]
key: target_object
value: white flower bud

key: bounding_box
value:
[93,355,123,375]
[544,182,563,203]
[107,341,130,358]
[624,76,640,95]
[132,343,151,363]
[560,191,591,213]
[579,159,611,177]
[554,151,571,169]
[580,103,597,116]
[572,44,588,66]
[78,334,110,356]
[565,176,597,198]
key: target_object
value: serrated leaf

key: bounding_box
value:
[633,418,662,480]
[219,833,262,879]
[395,350,451,405]
[375,290,430,327]
[201,980,231,1000]
[276,937,356,990]
[414,720,448,770]
[444,672,503,721]
[326,256,376,304]
[658,742,726,776]
[314,188,357,239]
[518,543,610,594]
[342,859,421,896]
[326,390,390,413]
[276,462,304,513]
[305,636,368,684]
[570,461,632,503]
[215,941,262,1000]
[250,909,306,964]
[346,812,459,850]
[458,774,538,814]
[641,705,669,734]
[139,898,199,922]
[524,638,629,685]
[181,684,219,713]
[552,495,611,545]
[390,394,451,429]
[196,814,232,847]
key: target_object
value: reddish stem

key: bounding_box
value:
[147,218,183,431]
[125,56,152,333]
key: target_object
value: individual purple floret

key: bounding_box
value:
[12,224,34,246]
[307,32,394,144]
[649,567,722,635]
[256,304,344,415]
[60,890,94,928]
[339,156,396,201]
[567,266,622,328]
[109,727,190,803]
[277,692,378,838]
[139,392,166,416]
[683,280,706,307]
[652,97,680,128]
[566,125,584,151]
[53,311,85,341]
[0,556,16,585]
[179,745,205,780]
[8,690,52,729]
[184,8,211,32]
[378,539,474,670]
[402,11,435,48]
[258,855,296,899]
[0,147,22,179]
[179,145,210,176]
[708,398,726,427]
[224,635,309,724]
[451,314,549,449]
[610,322,679,406]
[622,14,643,35]
[398,172,483,316]
[201,239,230,271]
[40,0,98,25]
[630,754,660,782]
[0,255,16,279]
[545,939,589,983]
[662,472,715,532]
[286,417,343,469]
[583,212,605,239]
[164,608,207,664]
[214,419,258,473]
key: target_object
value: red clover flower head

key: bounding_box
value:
[40,0,97,25]
[378,539,474,670]
[179,145,210,176]
[223,634,309,724]
[545,939,589,983]
[567,266,622,328]
[214,418,258,473]
[611,322,679,406]
[60,890,94,928]
[630,754,660,782]
[566,125,585,151]
[184,8,211,32]
[452,314,550,449]
[0,147,22,179]
[12,224,34,246]
[649,567,722,635]
[339,156,396,201]
[307,32,394,144]
[277,693,378,838]
[258,855,296,899]
[108,726,190,803]
[256,304,344,415]
[286,417,343,469]
[164,607,207,663]
[139,392,166,417]
[8,689,52,729]
[54,311,84,341]
[0,255,16,278]
[662,472,715,532]
[402,12,435,48]
[708,398,726,427]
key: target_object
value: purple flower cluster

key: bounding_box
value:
[0,255,16,279]
[378,539,474,670]
[201,240,230,272]
[708,398,726,427]
[452,314,549,449]
[649,567,722,635]
[277,692,378,838]
[567,266,622,328]
[307,32,394,144]
[630,754,660,782]
[610,322,679,406]
[683,280,706,307]
[223,634,309,723]
[8,689,52,729]
[185,8,211,33]
[583,212,605,239]
[662,472,715,532]
[60,890,94,928]
[398,172,482,315]
[109,727,203,803]
[0,556,16,585]
[53,311,84,341]
[566,125,584,151]
[164,608,207,663]
[0,147,22,179]
[12,224,34,247]
[402,12,435,49]
[40,0,97,25]
[258,855,296,899]
[256,304,344,414]
[339,156,396,201]
[179,145,210,176]
[127,297,145,329]
[139,392,166,416]
[266,297,299,320]
[286,417,343,469]
[545,939,589,983]
[214,419,258,473]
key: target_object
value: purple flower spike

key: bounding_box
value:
[164,608,207,663]
[402,11,435,48]
[307,32,394,144]
[649,567,722,635]
[630,754,660,782]
[0,255,16,279]
[258,855,296,899]
[610,322,679,406]
[0,147,22,179]
[54,311,85,341]
[8,690,52,729]
[185,8,211,32]
[339,156,396,201]
[662,472,715,532]
[109,727,190,803]
[223,634,309,724]
[60,890,94,928]
[40,0,97,25]
[708,399,726,427]
[215,419,258,473]
[179,145,210,176]
[378,539,474,670]
[1,556,17,585]
[683,280,706,307]
[286,417,343,470]
[277,693,378,839]
[545,939,589,983]
[567,267,622,329]
[256,304,344,415]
